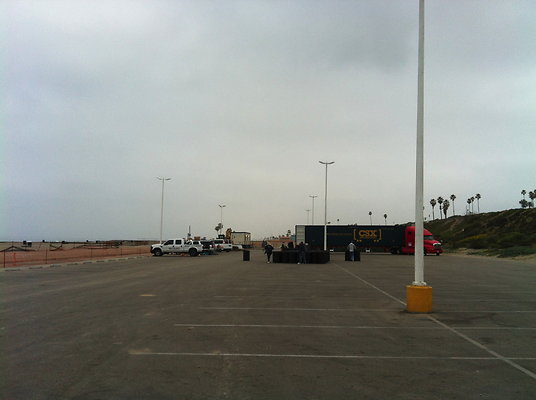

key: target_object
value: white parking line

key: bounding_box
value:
[432,310,536,313]
[331,264,406,306]
[129,351,536,361]
[131,263,536,380]
[454,327,536,330]
[173,323,536,330]
[175,323,439,329]
[333,262,536,381]
[199,307,401,312]
[429,315,536,380]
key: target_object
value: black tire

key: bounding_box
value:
[153,248,163,257]
[189,248,198,257]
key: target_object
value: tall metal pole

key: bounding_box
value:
[309,195,318,224]
[414,0,425,286]
[157,177,171,243]
[319,161,334,251]
[218,204,226,237]
[305,209,311,224]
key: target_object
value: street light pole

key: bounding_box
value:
[319,161,334,251]
[218,204,226,237]
[414,0,425,287]
[309,195,318,224]
[305,209,311,224]
[157,177,171,243]
[406,0,432,314]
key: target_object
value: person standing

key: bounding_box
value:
[264,243,274,263]
[347,241,356,261]
[297,241,307,264]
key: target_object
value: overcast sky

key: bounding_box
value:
[2,0,535,241]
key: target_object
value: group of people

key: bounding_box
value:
[263,241,308,264]
[263,241,359,263]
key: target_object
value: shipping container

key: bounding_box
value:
[295,225,442,255]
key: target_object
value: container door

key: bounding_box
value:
[296,225,305,244]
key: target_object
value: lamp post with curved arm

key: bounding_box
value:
[309,195,318,224]
[218,204,226,237]
[157,177,171,243]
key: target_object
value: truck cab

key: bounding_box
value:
[402,226,443,255]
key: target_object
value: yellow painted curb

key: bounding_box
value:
[406,285,433,313]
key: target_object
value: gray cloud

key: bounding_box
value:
[2,0,535,241]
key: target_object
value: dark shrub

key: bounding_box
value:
[497,232,526,248]
[497,246,536,258]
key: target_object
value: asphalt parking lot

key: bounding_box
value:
[1,251,535,399]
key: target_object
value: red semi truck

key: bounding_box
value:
[295,224,443,255]
[399,225,443,255]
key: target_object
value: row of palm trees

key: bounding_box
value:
[466,194,481,214]
[430,194,481,219]
[367,211,389,225]
[520,190,536,208]
[429,197,449,220]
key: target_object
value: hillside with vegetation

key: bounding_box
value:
[424,208,536,258]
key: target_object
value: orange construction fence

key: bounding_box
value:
[2,245,151,268]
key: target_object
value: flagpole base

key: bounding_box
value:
[406,285,433,313]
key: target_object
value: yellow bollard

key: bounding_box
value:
[406,285,433,313]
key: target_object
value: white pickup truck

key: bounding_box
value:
[151,239,203,257]
[213,239,233,252]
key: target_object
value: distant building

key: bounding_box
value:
[231,231,251,246]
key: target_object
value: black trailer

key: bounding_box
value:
[295,224,407,253]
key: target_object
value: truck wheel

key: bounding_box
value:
[189,248,198,257]
[153,248,163,257]
[436,252,440,256]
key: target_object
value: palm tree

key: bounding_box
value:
[475,193,481,213]
[529,191,536,208]
[450,194,456,216]
[520,199,529,209]
[466,198,472,214]
[442,199,450,219]
[470,196,475,213]
[369,211,373,225]
[383,214,388,225]
[437,197,444,219]
[430,199,437,220]
[521,189,527,200]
